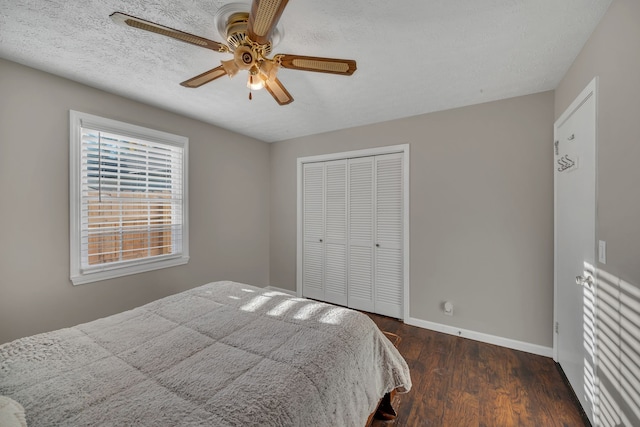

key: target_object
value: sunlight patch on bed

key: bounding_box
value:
[267,299,299,317]
[240,295,270,312]
[264,291,290,297]
[293,302,324,320]
[320,307,348,325]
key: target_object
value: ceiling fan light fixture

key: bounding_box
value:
[259,59,279,81]
[247,66,266,90]
[221,59,240,77]
[247,75,266,91]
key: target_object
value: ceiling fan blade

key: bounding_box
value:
[110,12,228,53]
[265,77,293,105]
[277,54,357,75]
[247,0,289,45]
[180,65,228,88]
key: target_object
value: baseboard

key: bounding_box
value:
[264,285,297,296]
[405,317,553,358]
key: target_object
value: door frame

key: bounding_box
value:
[552,77,599,421]
[296,144,410,320]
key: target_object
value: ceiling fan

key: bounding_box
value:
[110,0,357,105]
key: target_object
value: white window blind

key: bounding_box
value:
[70,111,189,285]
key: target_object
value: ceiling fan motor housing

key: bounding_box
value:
[225,12,248,51]
[225,11,272,55]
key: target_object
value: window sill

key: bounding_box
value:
[70,255,190,285]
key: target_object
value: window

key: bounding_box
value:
[70,111,188,285]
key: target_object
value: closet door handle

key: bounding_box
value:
[319,239,323,243]
[375,243,380,247]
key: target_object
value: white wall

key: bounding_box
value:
[0,58,271,344]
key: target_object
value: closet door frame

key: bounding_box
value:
[296,144,410,320]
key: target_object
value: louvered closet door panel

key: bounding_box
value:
[324,160,348,306]
[303,243,323,299]
[302,162,324,300]
[347,157,375,312]
[374,153,404,318]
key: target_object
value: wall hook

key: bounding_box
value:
[557,155,575,172]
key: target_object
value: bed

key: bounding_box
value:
[0,281,411,426]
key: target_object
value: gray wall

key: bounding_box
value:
[0,58,270,344]
[555,0,640,424]
[270,91,555,347]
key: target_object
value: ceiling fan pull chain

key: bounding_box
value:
[249,75,253,100]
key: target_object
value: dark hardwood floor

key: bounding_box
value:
[367,313,588,427]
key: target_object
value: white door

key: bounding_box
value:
[302,162,325,300]
[554,78,597,424]
[374,153,404,318]
[302,160,348,304]
[324,160,348,306]
[347,156,376,312]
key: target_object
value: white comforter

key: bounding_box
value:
[0,281,411,426]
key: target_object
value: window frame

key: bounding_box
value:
[69,110,189,285]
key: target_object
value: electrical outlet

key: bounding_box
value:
[444,301,453,316]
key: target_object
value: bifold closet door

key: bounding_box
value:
[324,160,348,305]
[347,157,375,313]
[373,153,404,318]
[347,153,404,317]
[301,160,348,305]
[302,162,324,301]
[302,152,404,318]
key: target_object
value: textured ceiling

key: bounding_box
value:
[0,0,611,142]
